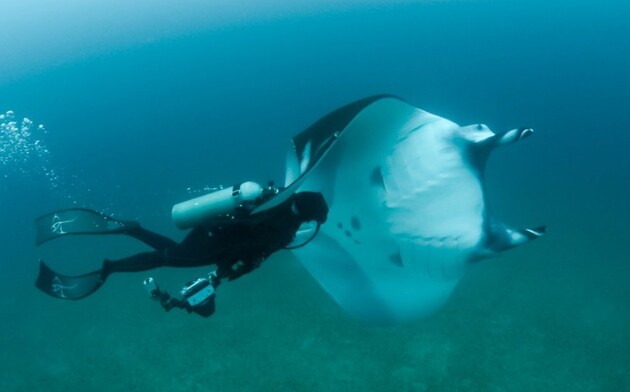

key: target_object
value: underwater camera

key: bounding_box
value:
[179,275,217,317]
[143,272,219,318]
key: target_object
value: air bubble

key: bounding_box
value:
[1,110,55,189]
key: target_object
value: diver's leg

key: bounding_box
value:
[104,227,217,272]
[36,227,216,300]
[160,226,221,267]
[103,250,168,273]
[122,225,178,250]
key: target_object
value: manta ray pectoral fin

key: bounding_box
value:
[291,232,397,324]
[495,127,534,146]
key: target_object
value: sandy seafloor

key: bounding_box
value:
[1,1,629,391]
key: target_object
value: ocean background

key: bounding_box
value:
[1,0,629,391]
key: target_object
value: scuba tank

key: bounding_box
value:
[172,181,264,229]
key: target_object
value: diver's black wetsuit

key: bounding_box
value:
[106,191,326,281]
[35,191,328,302]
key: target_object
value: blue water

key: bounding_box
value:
[1,1,629,391]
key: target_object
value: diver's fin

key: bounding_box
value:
[35,208,139,246]
[35,260,107,300]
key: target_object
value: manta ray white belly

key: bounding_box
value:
[286,97,543,325]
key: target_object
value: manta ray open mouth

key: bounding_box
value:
[255,95,545,325]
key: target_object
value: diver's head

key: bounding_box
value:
[292,192,329,224]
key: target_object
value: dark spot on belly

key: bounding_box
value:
[389,252,404,267]
[350,216,361,231]
[337,222,343,229]
[370,166,385,189]
[345,230,352,238]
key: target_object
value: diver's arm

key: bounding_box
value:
[216,257,264,281]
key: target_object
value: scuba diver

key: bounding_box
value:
[35,181,328,317]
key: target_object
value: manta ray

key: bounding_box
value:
[256,95,545,325]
